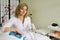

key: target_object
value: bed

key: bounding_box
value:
[0,30,51,40]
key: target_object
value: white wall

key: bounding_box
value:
[20,0,60,30]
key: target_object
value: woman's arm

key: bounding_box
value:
[4,26,24,34]
[3,27,16,32]
[4,27,25,36]
[27,17,36,32]
[3,17,15,32]
[31,23,36,32]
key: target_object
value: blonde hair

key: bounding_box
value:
[15,3,28,18]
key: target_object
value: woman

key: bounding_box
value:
[3,3,51,40]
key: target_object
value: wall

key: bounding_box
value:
[20,0,60,30]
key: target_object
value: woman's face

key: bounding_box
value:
[20,6,27,16]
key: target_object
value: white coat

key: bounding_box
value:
[3,16,51,40]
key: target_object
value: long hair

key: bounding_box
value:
[15,3,28,18]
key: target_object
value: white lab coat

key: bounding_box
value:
[3,16,51,40]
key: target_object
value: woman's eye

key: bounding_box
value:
[20,8,27,11]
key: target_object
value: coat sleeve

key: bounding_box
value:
[27,17,32,30]
[2,17,14,31]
